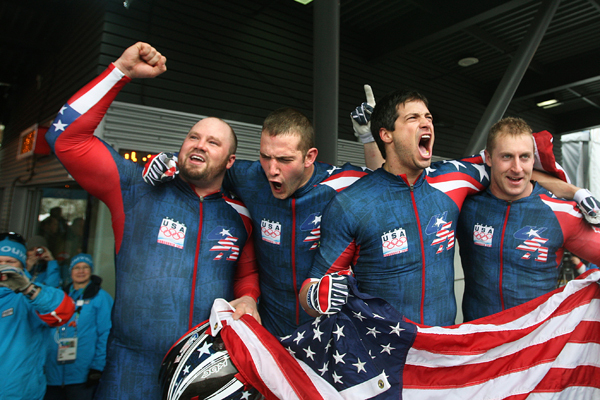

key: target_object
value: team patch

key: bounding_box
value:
[514,226,549,262]
[261,219,281,245]
[473,223,494,247]
[158,217,187,249]
[381,228,408,257]
[426,212,455,253]
[301,213,322,250]
[207,226,240,261]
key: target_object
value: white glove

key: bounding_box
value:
[142,152,179,186]
[0,265,32,293]
[351,84,376,144]
[305,271,351,315]
[574,189,600,226]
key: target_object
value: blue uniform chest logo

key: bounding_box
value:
[381,228,408,257]
[208,226,240,261]
[158,217,187,249]
[426,212,455,254]
[473,223,494,247]
[301,213,322,250]
[514,226,549,262]
[261,219,281,245]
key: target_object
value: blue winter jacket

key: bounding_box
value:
[0,283,75,400]
[45,275,113,385]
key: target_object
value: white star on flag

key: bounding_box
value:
[332,371,343,384]
[333,350,346,364]
[293,330,305,344]
[367,326,380,337]
[380,343,395,355]
[352,311,367,321]
[318,361,329,376]
[353,358,367,373]
[389,323,404,336]
[313,326,324,342]
[304,346,316,360]
[333,324,345,340]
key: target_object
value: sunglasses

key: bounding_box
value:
[0,232,27,246]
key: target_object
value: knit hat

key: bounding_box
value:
[0,237,27,267]
[70,253,94,272]
[27,235,48,250]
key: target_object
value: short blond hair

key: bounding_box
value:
[487,117,533,155]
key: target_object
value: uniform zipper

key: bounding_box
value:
[499,201,512,311]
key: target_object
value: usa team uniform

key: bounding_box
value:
[225,161,368,336]
[46,64,259,400]
[457,183,600,321]
[309,160,490,326]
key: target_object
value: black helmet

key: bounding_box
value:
[159,320,262,400]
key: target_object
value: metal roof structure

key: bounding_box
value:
[2,0,599,137]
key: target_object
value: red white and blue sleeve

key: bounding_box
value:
[45,64,132,252]
[540,195,600,264]
[226,197,260,302]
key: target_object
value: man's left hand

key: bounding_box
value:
[230,295,261,324]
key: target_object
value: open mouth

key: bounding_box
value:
[507,176,523,184]
[418,134,432,157]
[271,181,282,191]
[190,154,205,163]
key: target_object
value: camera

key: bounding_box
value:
[35,247,44,256]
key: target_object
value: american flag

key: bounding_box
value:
[211,270,600,399]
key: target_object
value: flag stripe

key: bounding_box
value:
[402,271,600,399]
[218,312,345,399]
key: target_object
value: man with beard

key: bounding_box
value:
[144,104,381,337]
[45,42,260,400]
[143,88,384,337]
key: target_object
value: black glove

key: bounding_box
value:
[305,271,352,315]
[86,369,103,387]
[142,152,178,186]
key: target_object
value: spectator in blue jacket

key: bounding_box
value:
[0,232,76,400]
[26,235,61,287]
[45,253,113,400]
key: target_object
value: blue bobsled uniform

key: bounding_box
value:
[45,64,259,400]
[45,275,113,386]
[225,160,368,337]
[308,160,489,326]
[0,284,75,400]
[457,183,600,321]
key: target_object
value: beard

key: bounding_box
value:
[179,154,230,185]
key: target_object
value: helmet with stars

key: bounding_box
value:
[159,320,262,400]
